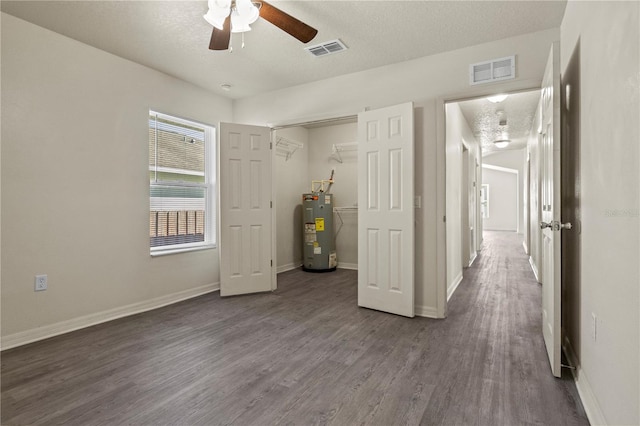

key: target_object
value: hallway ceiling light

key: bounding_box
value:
[493,139,510,148]
[487,94,509,103]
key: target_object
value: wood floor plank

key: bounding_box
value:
[1,232,589,425]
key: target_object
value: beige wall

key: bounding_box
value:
[1,14,233,344]
[482,167,518,231]
[483,149,527,233]
[560,1,640,424]
[308,123,358,267]
[445,102,480,298]
[235,28,558,316]
[273,127,309,271]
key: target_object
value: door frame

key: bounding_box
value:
[461,145,470,269]
[524,154,531,255]
[436,80,541,318]
[269,113,362,281]
[269,113,359,286]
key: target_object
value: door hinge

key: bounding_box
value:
[270,142,273,150]
[271,260,273,267]
[443,216,446,222]
[270,201,273,208]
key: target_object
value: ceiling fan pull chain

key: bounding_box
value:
[229,32,234,53]
[242,32,246,49]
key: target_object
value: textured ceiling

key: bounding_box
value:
[456,89,540,156]
[1,1,567,100]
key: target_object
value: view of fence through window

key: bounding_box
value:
[149,113,209,249]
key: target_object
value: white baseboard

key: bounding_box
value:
[447,271,464,301]
[563,337,607,425]
[529,256,540,282]
[415,304,439,318]
[1,282,220,351]
[277,262,301,273]
[337,262,358,270]
[468,252,478,267]
[279,262,356,272]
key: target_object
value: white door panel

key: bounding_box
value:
[540,43,563,378]
[358,103,415,317]
[219,123,273,296]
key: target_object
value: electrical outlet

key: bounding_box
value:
[35,274,47,291]
[591,313,597,341]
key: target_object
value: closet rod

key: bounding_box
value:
[270,114,357,130]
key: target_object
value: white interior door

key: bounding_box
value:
[357,102,415,317]
[219,123,273,296]
[540,43,563,377]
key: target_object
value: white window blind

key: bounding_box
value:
[149,111,216,253]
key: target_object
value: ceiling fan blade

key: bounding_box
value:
[209,16,231,50]
[259,1,318,44]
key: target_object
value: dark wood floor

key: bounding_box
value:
[1,231,588,425]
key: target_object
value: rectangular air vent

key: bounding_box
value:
[469,55,516,85]
[305,39,348,57]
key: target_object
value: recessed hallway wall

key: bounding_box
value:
[482,167,518,232]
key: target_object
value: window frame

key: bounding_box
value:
[149,111,216,256]
[480,183,490,219]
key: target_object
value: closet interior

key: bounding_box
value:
[273,118,359,273]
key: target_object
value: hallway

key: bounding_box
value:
[436,230,588,424]
[1,232,588,425]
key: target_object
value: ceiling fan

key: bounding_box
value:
[204,0,318,51]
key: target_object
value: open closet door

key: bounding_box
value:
[357,103,415,317]
[219,123,273,296]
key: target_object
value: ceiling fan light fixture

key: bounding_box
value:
[204,0,231,30]
[231,0,261,33]
[236,0,260,24]
[493,139,510,148]
[231,9,252,33]
[487,94,509,103]
[204,11,228,30]
[207,0,318,51]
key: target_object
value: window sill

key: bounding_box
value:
[150,244,216,257]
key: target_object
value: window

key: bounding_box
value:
[149,111,216,254]
[480,184,489,219]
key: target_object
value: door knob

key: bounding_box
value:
[540,221,573,230]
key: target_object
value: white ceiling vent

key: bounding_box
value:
[469,55,516,85]
[305,39,348,57]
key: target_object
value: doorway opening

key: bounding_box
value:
[271,116,359,275]
[268,102,416,318]
[444,89,541,303]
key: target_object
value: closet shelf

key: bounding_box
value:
[331,142,357,163]
[275,137,303,161]
[333,206,358,212]
[333,206,358,237]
